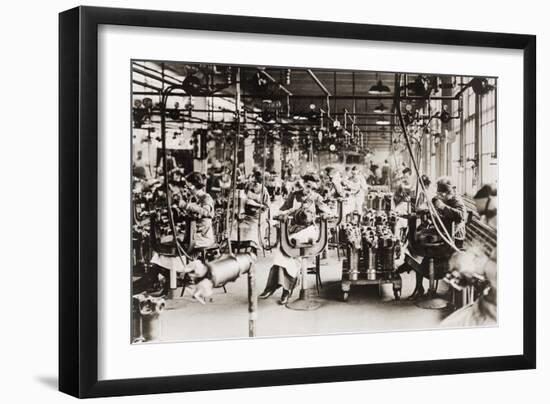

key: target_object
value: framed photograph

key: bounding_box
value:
[59,6,536,398]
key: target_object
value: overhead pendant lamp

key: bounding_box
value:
[373,103,387,114]
[369,74,391,94]
[376,116,390,126]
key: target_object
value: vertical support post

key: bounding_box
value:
[300,256,307,291]
[475,92,481,189]
[227,68,241,256]
[247,263,257,337]
[428,257,435,294]
[272,143,281,174]
[243,136,255,174]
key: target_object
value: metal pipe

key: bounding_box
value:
[132,67,180,87]
[133,62,182,83]
[227,67,241,257]
[306,69,332,96]
[132,80,161,92]
[147,117,399,130]
[161,62,165,93]
[352,72,356,135]
[258,70,293,96]
[343,108,356,123]
[132,92,459,100]
[333,112,397,117]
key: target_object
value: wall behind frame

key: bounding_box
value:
[0,0,546,404]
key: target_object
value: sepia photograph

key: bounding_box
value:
[130,61,498,343]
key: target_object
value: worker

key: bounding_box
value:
[230,169,270,253]
[206,161,223,200]
[441,183,497,327]
[401,176,466,300]
[133,150,149,180]
[282,164,300,197]
[473,183,497,227]
[400,167,413,192]
[431,176,467,249]
[177,171,216,249]
[259,173,331,305]
[348,166,368,214]
[415,174,434,211]
[381,159,391,185]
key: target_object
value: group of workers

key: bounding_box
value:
[132,151,497,326]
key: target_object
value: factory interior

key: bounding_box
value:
[131,61,498,343]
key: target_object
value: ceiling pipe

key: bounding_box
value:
[132,79,161,92]
[342,108,357,124]
[333,112,397,117]
[258,70,293,96]
[306,69,332,97]
[132,67,181,87]
[133,62,182,83]
[131,92,458,100]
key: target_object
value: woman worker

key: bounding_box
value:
[348,166,368,215]
[441,184,497,327]
[149,172,215,296]
[176,171,216,250]
[259,173,332,305]
[230,169,270,253]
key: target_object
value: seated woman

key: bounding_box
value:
[149,172,215,296]
[404,176,467,300]
[414,174,434,211]
[431,176,467,250]
[281,165,300,197]
[179,172,216,250]
[230,169,270,253]
[259,173,331,305]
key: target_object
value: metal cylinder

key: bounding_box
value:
[139,296,165,342]
[428,257,436,292]
[132,296,143,342]
[365,243,377,279]
[208,253,255,288]
[379,236,396,272]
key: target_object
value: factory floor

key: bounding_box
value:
[157,248,454,343]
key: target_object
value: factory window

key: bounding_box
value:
[463,88,477,196]
[480,87,497,186]
[449,101,462,194]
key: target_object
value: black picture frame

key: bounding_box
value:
[59,6,536,398]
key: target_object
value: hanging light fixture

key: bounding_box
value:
[470,77,493,95]
[369,74,391,94]
[376,116,390,126]
[373,103,387,114]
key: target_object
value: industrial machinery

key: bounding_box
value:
[340,209,402,302]
[176,251,259,336]
[366,188,394,211]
